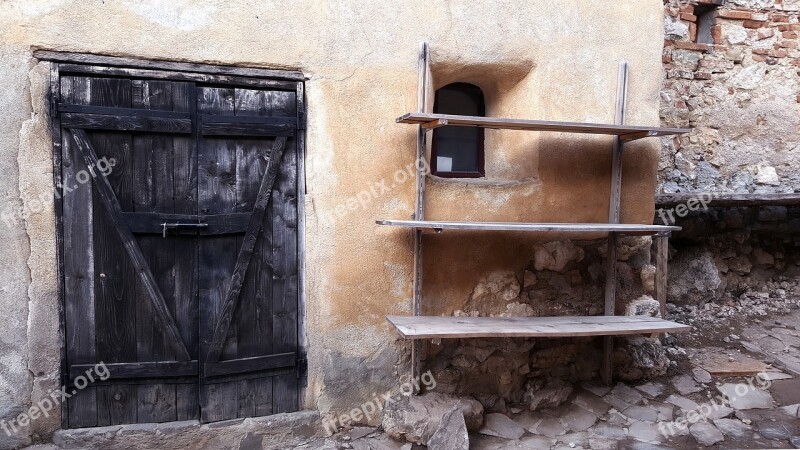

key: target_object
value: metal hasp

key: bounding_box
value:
[160,222,208,238]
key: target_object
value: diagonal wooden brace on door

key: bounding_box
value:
[205,136,288,364]
[68,128,191,361]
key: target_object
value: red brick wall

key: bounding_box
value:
[660,0,800,193]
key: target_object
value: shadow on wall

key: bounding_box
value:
[428,48,539,183]
[664,205,800,306]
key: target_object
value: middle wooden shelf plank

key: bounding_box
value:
[377,220,680,236]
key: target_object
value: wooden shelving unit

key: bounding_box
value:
[379,43,692,387]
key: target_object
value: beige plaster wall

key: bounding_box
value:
[0,0,666,444]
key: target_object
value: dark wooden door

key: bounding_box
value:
[57,66,303,428]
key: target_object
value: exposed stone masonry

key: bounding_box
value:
[661,0,800,193]
[664,205,800,305]
[421,238,670,413]
[660,0,800,311]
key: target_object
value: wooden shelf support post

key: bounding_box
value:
[655,234,669,319]
[411,42,430,393]
[602,62,629,385]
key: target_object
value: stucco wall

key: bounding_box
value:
[0,0,666,446]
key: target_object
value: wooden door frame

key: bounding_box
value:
[41,51,308,428]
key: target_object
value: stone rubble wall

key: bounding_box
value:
[660,0,800,193]
[421,238,671,412]
[659,0,800,311]
[662,205,800,306]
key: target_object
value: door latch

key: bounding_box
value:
[161,222,208,238]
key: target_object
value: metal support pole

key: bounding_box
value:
[411,42,429,392]
[602,62,629,385]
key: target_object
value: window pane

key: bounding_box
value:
[435,128,480,172]
[432,83,484,177]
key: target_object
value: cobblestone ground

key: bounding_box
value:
[297,311,800,450]
[24,311,800,450]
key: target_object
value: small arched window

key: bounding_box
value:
[431,83,485,178]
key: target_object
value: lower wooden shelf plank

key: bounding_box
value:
[386,315,691,339]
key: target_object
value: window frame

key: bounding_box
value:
[430,83,486,178]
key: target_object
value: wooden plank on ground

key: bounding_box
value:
[385,315,691,340]
[696,349,781,376]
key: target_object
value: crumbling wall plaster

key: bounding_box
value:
[18,61,61,444]
[0,46,37,450]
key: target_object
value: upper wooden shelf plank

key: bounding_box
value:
[397,113,691,141]
[386,315,691,339]
[376,220,680,236]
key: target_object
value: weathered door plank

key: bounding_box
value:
[272,133,300,413]
[132,79,180,423]
[170,81,201,421]
[61,72,302,427]
[205,136,287,364]
[233,88,277,418]
[68,128,190,362]
[198,86,240,422]
[89,76,138,426]
[62,75,99,428]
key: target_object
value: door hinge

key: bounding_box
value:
[296,353,308,379]
[60,365,70,388]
